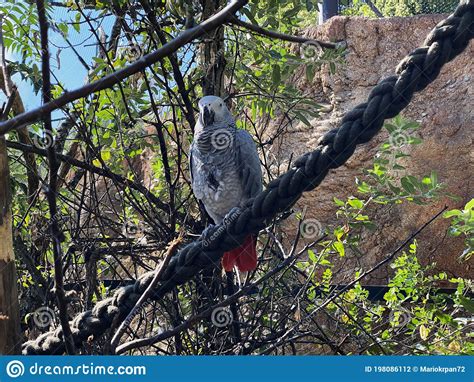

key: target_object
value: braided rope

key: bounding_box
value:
[23,1,474,355]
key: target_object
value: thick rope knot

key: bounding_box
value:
[22,1,474,354]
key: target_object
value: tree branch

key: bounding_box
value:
[116,241,308,354]
[260,206,448,354]
[365,0,384,18]
[0,0,248,135]
[5,140,172,213]
[36,0,75,354]
[137,0,196,128]
[228,17,338,49]
[110,236,182,353]
[0,88,15,121]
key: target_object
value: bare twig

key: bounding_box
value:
[5,140,171,212]
[116,239,319,354]
[365,0,384,18]
[228,17,338,49]
[35,0,75,355]
[0,89,15,121]
[260,206,448,354]
[110,236,183,352]
[138,0,196,128]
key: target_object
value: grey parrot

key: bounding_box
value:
[189,95,262,271]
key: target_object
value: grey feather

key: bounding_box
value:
[235,129,262,199]
[190,98,262,224]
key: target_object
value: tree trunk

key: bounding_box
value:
[0,14,39,205]
[200,0,226,97]
[0,136,21,354]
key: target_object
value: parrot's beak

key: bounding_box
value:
[202,106,215,126]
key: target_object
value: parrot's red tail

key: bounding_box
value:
[222,235,257,272]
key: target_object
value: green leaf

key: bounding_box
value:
[357,181,371,194]
[333,241,345,257]
[73,12,81,33]
[405,175,420,188]
[57,22,69,37]
[347,198,364,209]
[443,209,462,218]
[465,198,474,211]
[271,64,281,87]
[401,121,420,131]
[434,311,453,325]
[419,324,430,340]
[283,6,301,19]
[459,296,474,313]
[305,64,315,82]
[387,182,401,194]
[408,137,422,145]
[421,177,431,185]
[294,111,312,127]
[333,226,345,241]
[401,177,416,194]
[361,221,377,230]
[384,123,397,134]
[101,150,111,161]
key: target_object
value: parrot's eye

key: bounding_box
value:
[220,103,223,107]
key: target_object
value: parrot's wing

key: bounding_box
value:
[235,129,262,200]
[189,142,203,199]
[189,141,215,223]
[189,142,195,185]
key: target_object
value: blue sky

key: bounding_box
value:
[4,5,115,124]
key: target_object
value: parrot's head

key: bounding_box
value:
[198,96,232,127]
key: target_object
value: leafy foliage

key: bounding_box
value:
[356,116,447,205]
[292,117,473,355]
[0,0,470,356]
[444,199,474,261]
[340,0,459,17]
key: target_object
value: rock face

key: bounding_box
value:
[267,15,473,283]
